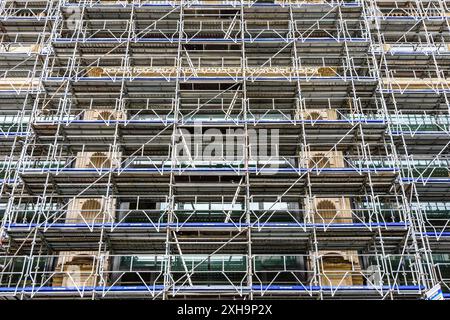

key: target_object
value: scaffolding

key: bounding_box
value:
[0,0,448,300]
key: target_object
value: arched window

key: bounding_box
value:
[315,200,337,223]
[309,153,330,169]
[306,112,322,121]
[62,254,96,287]
[320,254,354,286]
[80,199,102,220]
[88,152,111,168]
[97,111,116,121]
[17,10,32,17]
[88,67,104,77]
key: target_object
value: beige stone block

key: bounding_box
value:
[0,78,39,90]
[53,252,109,288]
[301,108,337,121]
[75,151,122,169]
[88,66,178,78]
[0,44,41,54]
[183,67,241,77]
[308,251,363,287]
[317,66,336,77]
[298,66,319,76]
[84,109,126,121]
[310,197,353,223]
[302,150,344,169]
[87,67,104,77]
[66,198,116,224]
[383,78,450,90]
[319,251,363,286]
[246,66,293,77]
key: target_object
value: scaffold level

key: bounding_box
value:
[0,0,449,300]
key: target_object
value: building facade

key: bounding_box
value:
[0,0,449,299]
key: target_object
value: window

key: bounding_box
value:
[89,152,111,168]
